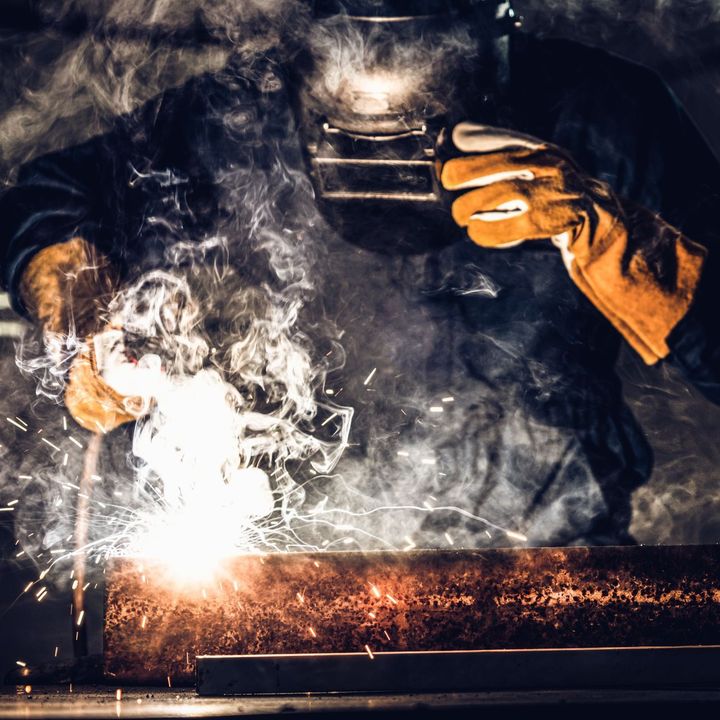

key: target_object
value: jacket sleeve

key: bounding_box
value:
[0,71,189,319]
[0,128,132,318]
[667,247,720,403]
[0,59,263,321]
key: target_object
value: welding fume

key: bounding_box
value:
[1,0,720,590]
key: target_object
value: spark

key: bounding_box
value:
[7,499,19,506]
[22,582,33,593]
[115,689,122,701]
[41,438,61,452]
[308,627,317,638]
[141,616,147,629]
[62,417,68,432]
[505,530,528,542]
[3,330,526,594]
[383,631,391,641]
[444,532,454,546]
[306,503,523,545]
[442,396,454,403]
[54,647,59,658]
[370,584,381,598]
[296,591,305,604]
[6,417,27,431]
[18,475,32,480]
[16,660,26,667]
[364,645,375,660]
[68,436,83,449]
[76,610,85,627]
[429,406,443,413]
[386,594,398,605]
[0,507,14,512]
[362,368,377,386]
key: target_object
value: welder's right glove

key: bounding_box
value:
[20,236,141,433]
[440,123,708,365]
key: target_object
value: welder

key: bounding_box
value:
[1,0,719,547]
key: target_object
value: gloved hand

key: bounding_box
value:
[19,236,142,432]
[65,337,145,433]
[439,122,708,364]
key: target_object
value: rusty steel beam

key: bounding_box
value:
[103,545,720,685]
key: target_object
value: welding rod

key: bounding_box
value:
[72,432,102,658]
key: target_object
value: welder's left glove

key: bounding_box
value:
[439,122,708,364]
[19,237,143,433]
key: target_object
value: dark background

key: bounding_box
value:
[0,0,719,680]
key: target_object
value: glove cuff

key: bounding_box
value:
[568,203,707,365]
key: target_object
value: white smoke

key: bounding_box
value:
[4,0,720,586]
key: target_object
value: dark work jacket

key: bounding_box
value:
[1,34,719,547]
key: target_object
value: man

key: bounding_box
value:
[1,0,719,548]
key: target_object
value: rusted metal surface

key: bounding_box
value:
[104,545,720,685]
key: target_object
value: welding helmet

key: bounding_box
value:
[289,0,517,252]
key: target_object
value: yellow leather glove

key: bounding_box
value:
[440,122,708,365]
[64,335,144,433]
[20,237,141,432]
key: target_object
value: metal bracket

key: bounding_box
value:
[197,646,720,695]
